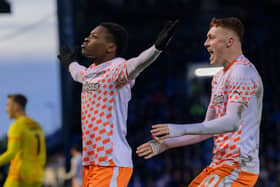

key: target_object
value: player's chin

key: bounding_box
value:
[210,59,218,66]
[81,49,90,57]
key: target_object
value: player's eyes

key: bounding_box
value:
[88,34,97,39]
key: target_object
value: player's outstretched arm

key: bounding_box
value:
[154,20,179,50]
[136,135,168,159]
[58,46,79,70]
[151,102,246,139]
[126,20,179,80]
[58,46,86,83]
[136,134,212,159]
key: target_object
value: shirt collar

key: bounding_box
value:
[223,54,244,72]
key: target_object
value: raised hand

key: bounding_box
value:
[154,20,179,50]
[57,46,79,70]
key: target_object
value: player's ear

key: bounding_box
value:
[106,42,117,54]
[14,103,20,111]
[227,37,234,48]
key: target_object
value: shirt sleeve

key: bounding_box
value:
[111,61,129,86]
[126,45,161,80]
[227,68,257,106]
[0,123,21,165]
[168,102,246,136]
[69,62,87,83]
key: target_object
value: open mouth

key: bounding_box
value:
[81,42,87,49]
[208,49,214,60]
[208,49,214,55]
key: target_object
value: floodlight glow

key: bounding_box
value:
[194,67,223,77]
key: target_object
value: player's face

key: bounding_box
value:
[204,26,228,66]
[6,98,17,119]
[81,26,114,59]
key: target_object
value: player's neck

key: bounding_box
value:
[94,53,116,66]
[14,111,26,119]
[223,48,243,69]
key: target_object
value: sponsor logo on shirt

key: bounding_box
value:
[213,95,224,105]
[85,71,105,79]
[82,82,100,92]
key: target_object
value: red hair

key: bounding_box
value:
[210,17,244,42]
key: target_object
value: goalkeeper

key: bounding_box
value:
[0,94,46,187]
